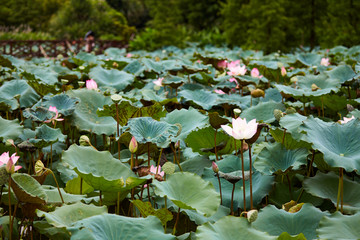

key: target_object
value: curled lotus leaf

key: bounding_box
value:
[326,64,359,84]
[179,89,218,110]
[89,66,135,91]
[36,93,79,116]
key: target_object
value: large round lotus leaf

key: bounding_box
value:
[269,128,311,150]
[185,126,240,156]
[11,173,48,204]
[184,205,230,225]
[326,64,359,84]
[38,93,79,116]
[300,117,360,172]
[317,212,360,239]
[252,204,329,240]
[202,155,274,210]
[303,171,360,212]
[62,145,146,192]
[0,80,40,110]
[29,124,66,148]
[161,107,209,141]
[67,89,117,135]
[89,66,135,91]
[36,202,107,228]
[69,215,175,240]
[0,117,23,141]
[153,172,220,217]
[254,142,309,175]
[296,53,322,66]
[23,65,58,85]
[196,216,276,240]
[128,117,179,148]
[23,106,54,122]
[141,58,163,73]
[241,101,285,123]
[179,89,218,110]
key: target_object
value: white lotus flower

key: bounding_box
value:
[221,117,258,140]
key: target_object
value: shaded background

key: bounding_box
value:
[0,0,359,53]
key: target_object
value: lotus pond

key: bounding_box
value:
[0,45,360,239]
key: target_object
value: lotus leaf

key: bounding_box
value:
[131,200,173,225]
[11,173,48,204]
[241,101,285,123]
[89,66,135,91]
[29,124,66,148]
[252,204,329,240]
[296,53,322,66]
[23,66,58,85]
[179,89,218,110]
[37,93,79,116]
[62,145,146,192]
[23,106,54,122]
[0,80,39,110]
[196,216,276,240]
[184,205,230,225]
[326,64,359,84]
[67,89,117,135]
[300,117,360,172]
[153,172,220,217]
[42,185,90,204]
[0,117,23,142]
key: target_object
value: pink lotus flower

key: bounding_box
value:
[86,79,98,90]
[45,106,64,125]
[227,60,240,69]
[221,117,258,140]
[229,78,239,88]
[251,68,263,78]
[153,77,164,87]
[212,162,219,173]
[196,60,202,63]
[150,165,165,177]
[281,67,287,77]
[339,115,355,124]
[227,65,247,76]
[126,53,133,58]
[217,60,228,69]
[0,152,22,173]
[320,58,330,66]
[215,89,226,94]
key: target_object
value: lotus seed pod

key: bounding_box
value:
[233,108,241,118]
[79,135,91,146]
[288,203,304,213]
[285,107,297,115]
[35,160,45,176]
[78,82,85,87]
[311,83,320,91]
[111,94,122,103]
[5,139,14,147]
[129,136,138,153]
[273,109,284,122]
[212,162,219,173]
[112,62,119,68]
[247,209,258,223]
[162,162,175,175]
[290,76,298,83]
[251,89,265,98]
[174,123,182,137]
[0,166,10,186]
[282,200,297,211]
[61,79,69,85]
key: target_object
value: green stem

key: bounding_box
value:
[170,144,182,172]
[156,149,163,175]
[116,192,121,215]
[8,176,12,240]
[340,168,344,213]
[99,191,102,206]
[172,208,181,235]
[248,144,253,209]
[214,129,219,161]
[217,174,222,205]
[130,153,134,170]
[240,140,246,211]
[230,183,235,215]
[286,173,293,200]
[147,142,150,167]
[49,170,64,204]
[80,177,83,195]
[336,169,341,212]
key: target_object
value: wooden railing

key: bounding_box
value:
[0,40,127,58]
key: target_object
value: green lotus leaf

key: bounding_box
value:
[208,112,230,130]
[161,107,209,141]
[278,113,308,143]
[123,60,144,76]
[33,221,69,240]
[275,74,340,98]
[0,117,23,142]
[22,66,59,85]
[67,89,117,135]
[202,155,274,210]
[141,58,163,73]
[252,204,329,240]
[153,172,220,217]
[303,171,360,212]
[23,106,54,122]
[162,75,185,89]
[185,126,240,156]
[179,149,212,176]
[251,60,279,69]
[128,117,179,148]
[38,93,79,116]
[64,176,94,195]
[0,80,40,110]
[36,202,107,229]
[42,185,90,204]
[89,66,135,91]
[29,124,66,148]
[73,52,98,65]
[277,232,306,240]
[269,128,311,150]
[62,145,146,192]
[179,89,218,110]
[317,211,360,239]
[254,142,309,175]
[0,55,14,68]
[11,173,48,204]
[132,199,173,226]
[184,205,230,225]
[300,117,360,172]
[296,53,322,66]
[69,215,175,240]
[241,101,285,123]
[196,216,276,240]
[326,64,359,84]
[312,94,353,114]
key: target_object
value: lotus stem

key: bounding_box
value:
[234,139,237,156]
[131,153,134,170]
[347,85,351,100]
[240,139,246,211]
[217,174,222,205]
[172,207,181,235]
[0,185,3,204]
[303,101,306,115]
[286,173,293,200]
[156,148,163,175]
[80,177,83,195]
[214,129,219,161]
[321,96,324,117]
[147,142,150,167]
[147,184,151,203]
[49,170,64,204]
[248,144,253,209]
[282,129,287,145]
[307,150,316,177]
[50,144,53,169]
[336,169,341,212]
[170,144,182,172]
[230,183,236,215]
[117,139,121,160]
[115,102,120,137]
[8,176,12,240]
[341,168,344,213]
[99,191,102,206]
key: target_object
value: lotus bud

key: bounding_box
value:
[311,83,320,91]
[281,67,287,77]
[111,94,122,103]
[57,54,64,60]
[79,135,91,146]
[285,107,297,115]
[155,56,161,62]
[247,209,258,223]
[233,108,241,118]
[212,162,219,173]
[112,62,119,68]
[129,136,138,153]
[290,77,298,83]
[61,79,69,85]
[175,140,180,149]
[251,89,265,98]
[273,109,284,121]
[78,82,85,87]
[5,139,15,147]
[35,160,45,175]
[162,162,175,175]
